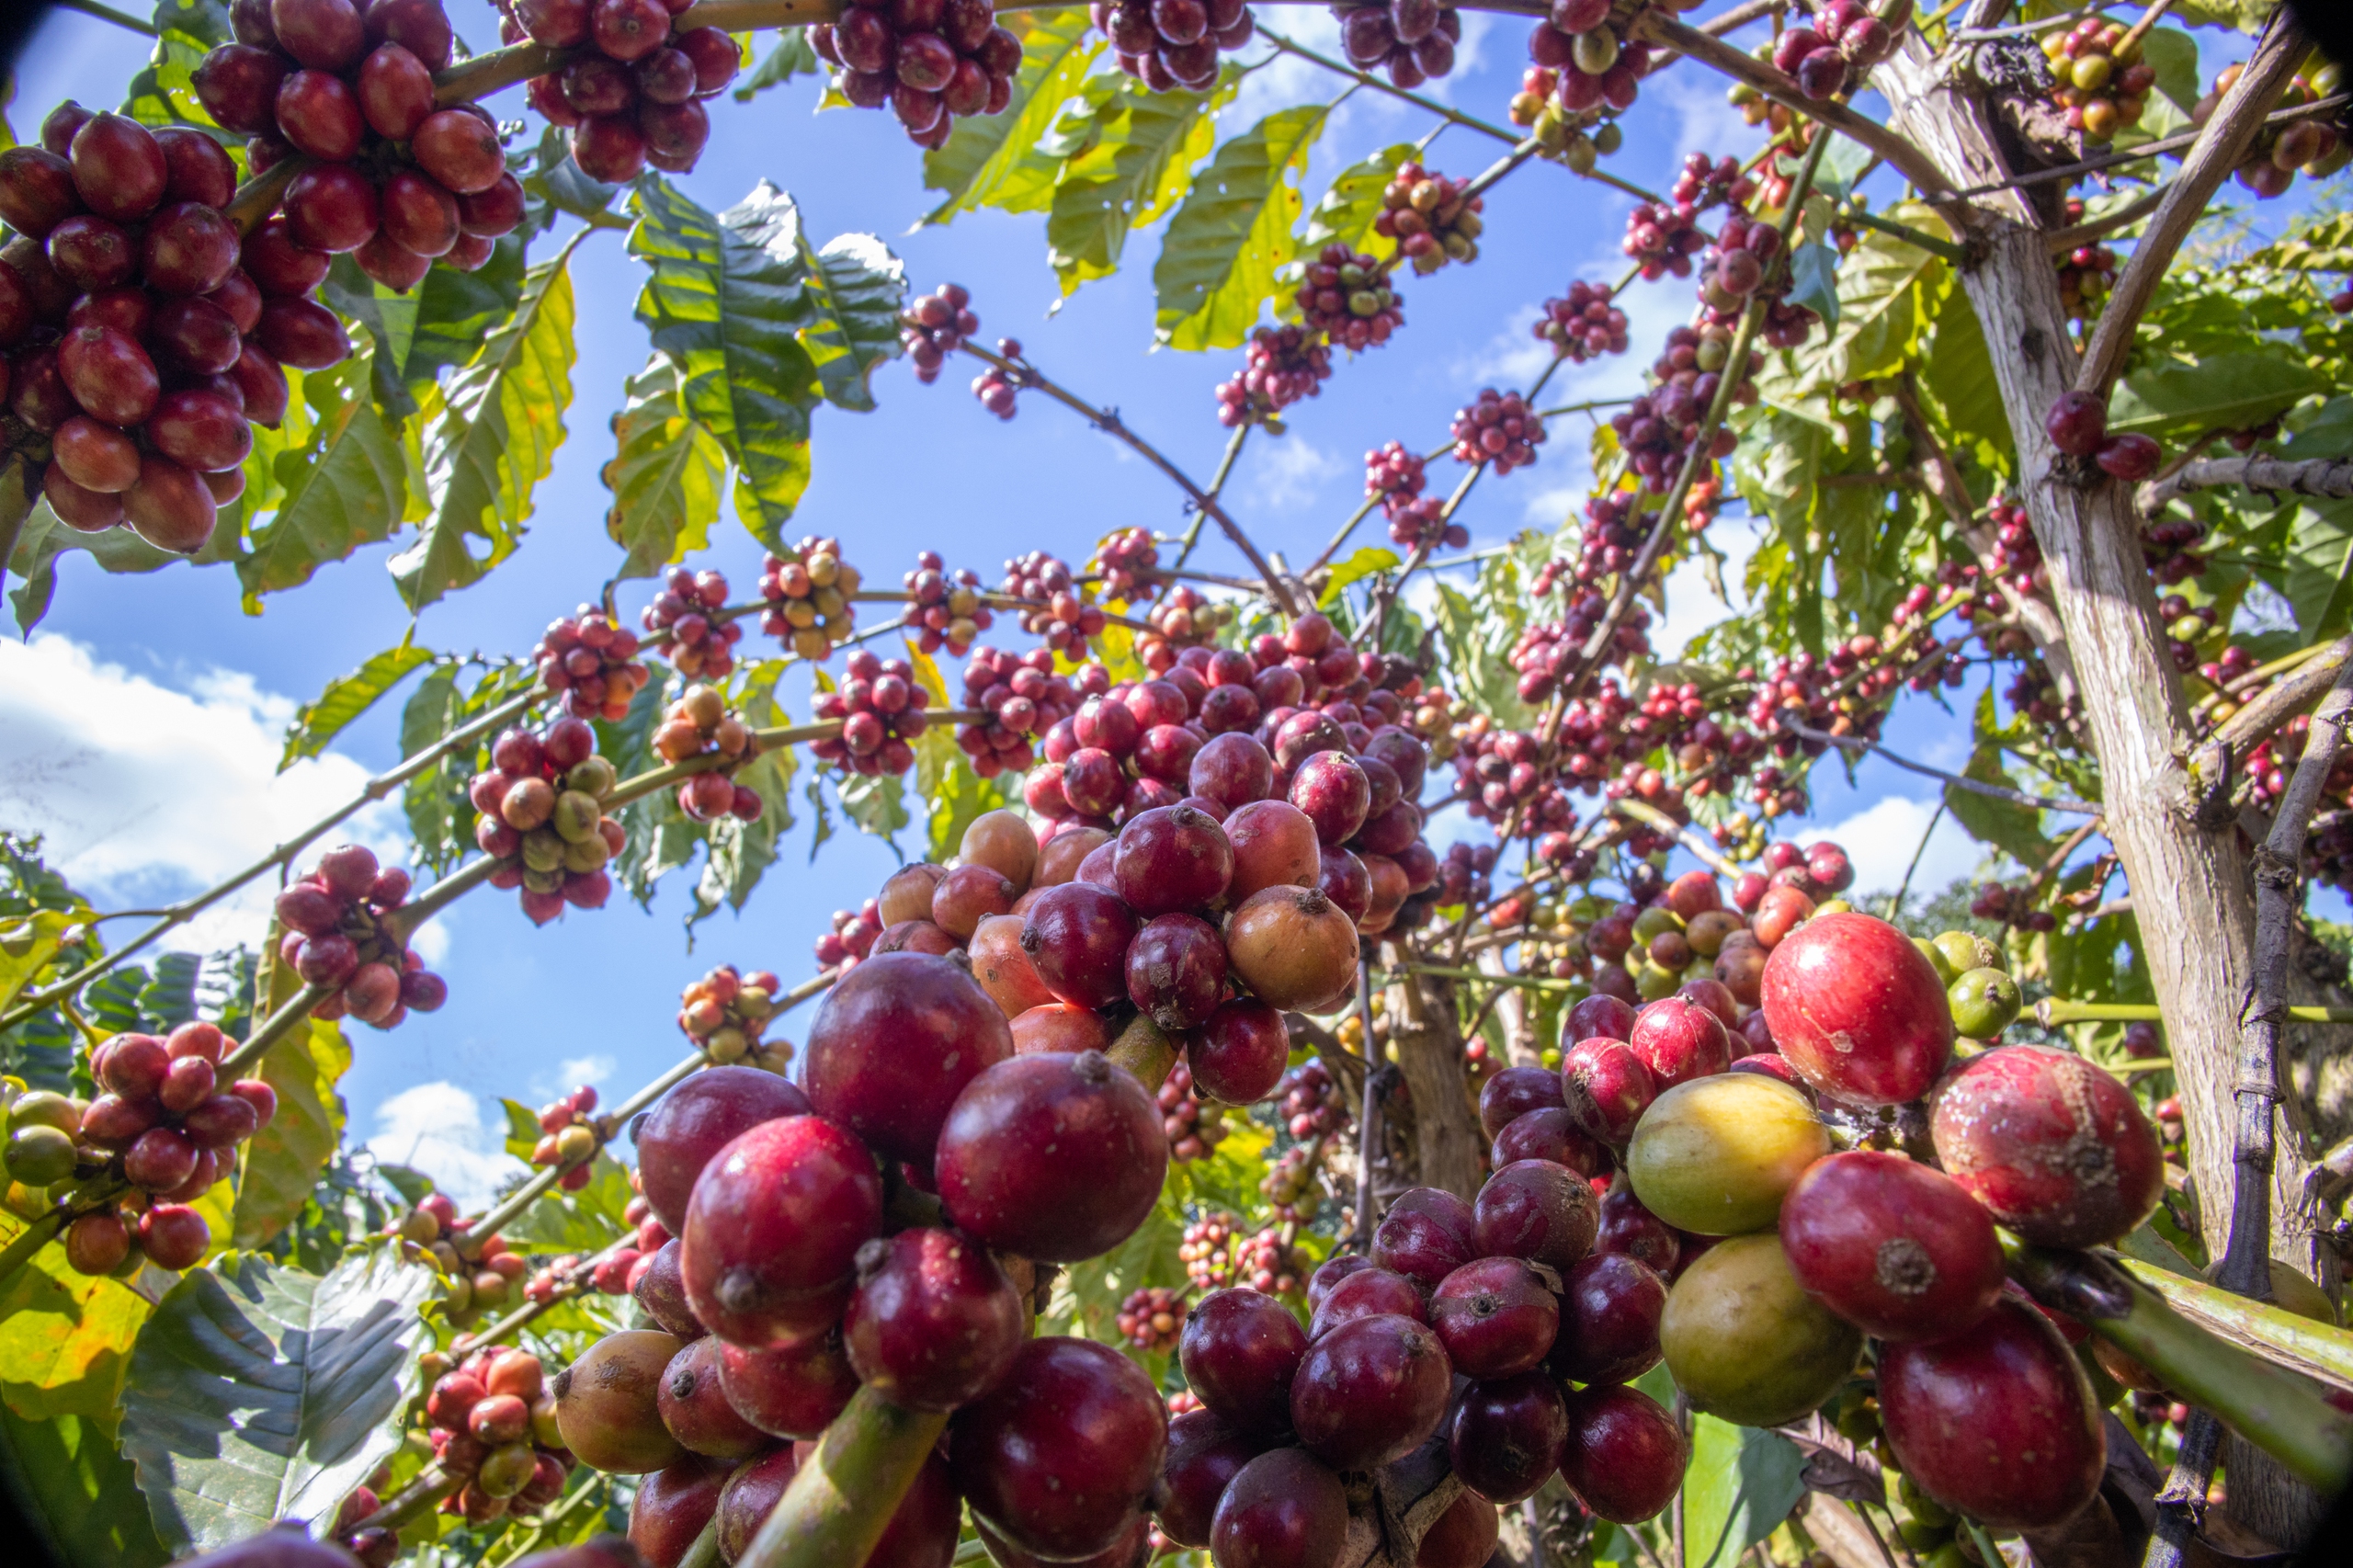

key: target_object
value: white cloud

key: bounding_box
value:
[535,1054,619,1105]
[1813,794,1991,902]
[1655,517,1762,660]
[1249,432,1344,510]
[363,1081,526,1211]
[1231,10,1505,131]
[1647,63,1758,167]
[0,634,421,954]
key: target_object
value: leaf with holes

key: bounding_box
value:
[1154,102,1333,351]
[607,355,725,581]
[392,239,580,611]
[1300,142,1413,264]
[231,1020,352,1252]
[631,178,824,552]
[119,1245,437,1551]
[922,12,1103,224]
[279,642,433,770]
[1047,72,1234,297]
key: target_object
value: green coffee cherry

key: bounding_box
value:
[1631,905,1686,946]
[1563,133,1597,175]
[1899,1473,1954,1528]
[9,1090,82,1136]
[5,1123,77,1187]
[1932,930,2003,977]
[1635,961,1681,1002]
[1593,121,1623,155]
[1897,1518,1951,1551]
[1949,967,2022,1039]
[1916,937,1957,986]
[552,790,603,845]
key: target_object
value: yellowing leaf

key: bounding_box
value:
[0,1212,153,1426]
[231,1019,352,1251]
[1154,103,1334,351]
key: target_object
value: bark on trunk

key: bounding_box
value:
[1387,963,1486,1200]
[1870,38,2336,1550]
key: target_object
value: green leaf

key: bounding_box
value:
[523,124,625,226]
[280,642,433,769]
[502,1153,634,1252]
[1154,102,1332,351]
[120,1246,438,1551]
[837,768,911,848]
[6,495,187,635]
[233,351,415,610]
[230,1020,352,1252]
[2141,28,2203,116]
[1783,241,1843,332]
[734,27,816,99]
[1813,134,1877,203]
[631,177,824,552]
[2109,350,2329,439]
[921,12,1103,224]
[503,1097,543,1162]
[1047,73,1235,296]
[392,238,581,611]
[1680,1415,1807,1568]
[1944,690,2058,868]
[605,355,726,580]
[1919,275,2011,464]
[0,1211,153,1427]
[795,232,908,413]
[2275,498,2353,640]
[1317,545,1401,608]
[0,1410,171,1568]
[1775,214,1951,396]
[397,665,465,871]
[119,0,234,133]
[1299,141,1414,264]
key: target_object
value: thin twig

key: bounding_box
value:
[55,0,160,34]
[1886,800,1948,919]
[2141,456,2353,512]
[1778,714,2102,812]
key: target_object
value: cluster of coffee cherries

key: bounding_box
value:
[759,539,862,663]
[533,607,654,722]
[1214,324,1334,427]
[1336,0,1461,90]
[1132,585,1241,674]
[1450,388,1545,473]
[1261,1137,1331,1223]
[1533,278,1631,363]
[1620,197,1709,281]
[418,1343,573,1530]
[21,1021,274,1276]
[193,0,528,289]
[2202,63,2349,198]
[524,1084,607,1190]
[1159,1057,1235,1162]
[972,349,1022,420]
[809,647,932,778]
[678,963,795,1072]
[1965,881,2062,934]
[2054,220,2119,326]
[1508,66,1625,175]
[2039,11,2154,142]
[902,551,995,657]
[1091,526,1160,599]
[642,567,743,681]
[470,717,625,923]
[1374,161,1483,275]
[1701,208,1785,309]
[899,282,977,385]
[1449,722,1585,845]
[813,897,885,971]
[1292,242,1405,352]
[504,0,740,177]
[811,0,1023,149]
[1118,1284,1189,1352]
[654,684,767,825]
[998,551,1103,659]
[1365,438,1466,551]
[1527,0,1659,116]
[390,1192,516,1322]
[1608,366,1740,494]
[4,112,285,551]
[1772,0,1901,100]
[2045,391,2162,482]
[273,844,449,1026]
[1093,0,1256,94]
[956,643,1087,778]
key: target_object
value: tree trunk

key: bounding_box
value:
[1872,40,2334,1549]
[1387,965,1485,1200]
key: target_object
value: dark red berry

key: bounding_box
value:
[935,1049,1166,1262]
[1177,1288,1308,1437]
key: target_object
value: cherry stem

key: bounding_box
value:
[733,1389,951,1568]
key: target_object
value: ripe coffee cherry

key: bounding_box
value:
[1290,1312,1451,1469]
[1289,751,1370,844]
[1549,1253,1667,1386]
[273,0,369,69]
[715,1332,858,1438]
[149,389,254,473]
[594,0,675,62]
[574,113,650,182]
[138,1203,211,1271]
[1928,1044,2163,1247]
[2044,390,2109,456]
[1559,1382,1685,1523]
[151,296,244,375]
[949,1336,1167,1561]
[1878,1298,2105,1529]
[193,44,290,133]
[1124,912,1228,1029]
[1779,1150,2004,1342]
[1759,912,1954,1105]
[554,1329,687,1472]
[1627,996,1732,1087]
[70,113,168,222]
[276,69,366,160]
[842,1228,1024,1410]
[654,1334,767,1459]
[635,1065,813,1232]
[1430,1256,1559,1379]
[381,169,460,257]
[1472,1157,1599,1272]
[283,162,381,254]
[1493,1107,1605,1175]
[1308,1265,1425,1343]
[1158,1409,1257,1548]
[804,951,1011,1166]
[678,1115,882,1346]
[1449,1369,1566,1506]
[414,108,508,195]
[1561,1036,1655,1147]
[1479,1065,1564,1138]
[1178,1288,1308,1436]
[936,1050,1167,1262]
[1112,804,1233,915]
[1019,881,1140,1009]
[628,1453,731,1563]
[1371,1186,1474,1290]
[1185,997,1290,1105]
[52,416,142,493]
[1210,1447,1348,1568]
[124,455,219,553]
[1223,800,1323,901]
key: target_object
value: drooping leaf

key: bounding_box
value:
[392,238,581,611]
[1318,546,1402,608]
[6,496,189,635]
[1682,1415,1808,1568]
[235,350,415,610]
[1783,240,1843,334]
[606,355,726,580]
[2109,350,2330,439]
[1046,72,1236,296]
[921,12,1103,224]
[1299,142,1414,263]
[1154,102,1333,351]
[794,232,908,412]
[735,27,818,99]
[0,1409,172,1568]
[1919,274,2011,464]
[280,642,433,769]
[230,1020,353,1251]
[119,1246,438,1551]
[0,1211,153,1426]
[631,178,824,551]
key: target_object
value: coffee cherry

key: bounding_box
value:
[1558,1382,1685,1522]
[553,1330,686,1472]
[1209,1447,1348,1568]
[1928,1044,2163,1247]
[936,1050,1166,1261]
[634,1065,811,1232]
[715,1331,858,1439]
[677,1114,882,1346]
[843,1228,1025,1410]
[949,1336,1167,1561]
[1289,1311,1451,1469]
[1661,1232,1860,1426]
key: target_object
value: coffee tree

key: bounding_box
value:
[4,1,2353,1567]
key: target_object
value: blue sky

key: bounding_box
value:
[0,4,2277,1202]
